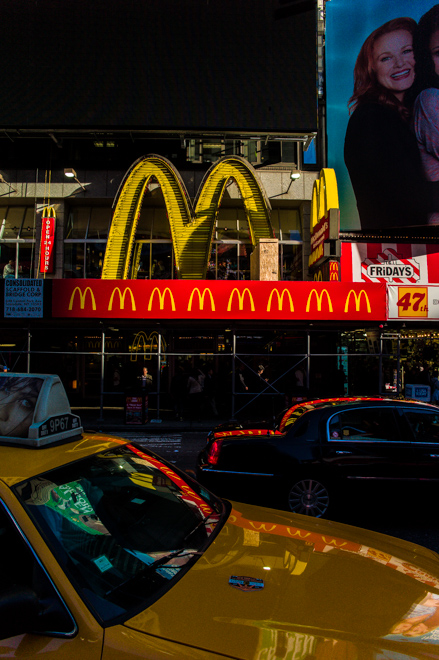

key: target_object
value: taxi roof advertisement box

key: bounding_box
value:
[326,0,439,236]
[0,374,82,447]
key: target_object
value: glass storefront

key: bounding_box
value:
[63,204,304,282]
[0,206,37,278]
[2,324,436,422]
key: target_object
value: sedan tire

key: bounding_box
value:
[287,478,331,518]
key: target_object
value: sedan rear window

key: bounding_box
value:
[328,408,399,442]
[14,444,226,626]
[404,409,439,443]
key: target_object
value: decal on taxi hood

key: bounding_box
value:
[229,575,264,591]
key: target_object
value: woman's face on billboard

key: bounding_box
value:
[0,381,39,437]
[373,29,415,100]
[430,29,439,76]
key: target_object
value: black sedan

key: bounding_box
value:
[196,396,439,517]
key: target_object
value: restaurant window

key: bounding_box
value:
[281,244,302,281]
[209,242,250,281]
[64,243,84,278]
[151,209,172,240]
[275,209,302,242]
[65,207,111,240]
[64,207,111,278]
[131,241,174,280]
[0,206,37,277]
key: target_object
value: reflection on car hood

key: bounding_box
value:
[124,501,439,659]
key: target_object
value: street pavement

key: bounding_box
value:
[101,427,439,556]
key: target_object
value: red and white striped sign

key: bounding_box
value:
[341,243,439,284]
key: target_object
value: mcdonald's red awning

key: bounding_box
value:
[52,280,386,322]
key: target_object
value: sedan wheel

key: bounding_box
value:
[287,479,330,518]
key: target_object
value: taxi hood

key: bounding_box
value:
[124,501,439,660]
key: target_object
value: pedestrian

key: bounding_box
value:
[187,369,204,420]
[3,260,15,278]
[203,366,219,417]
[137,366,153,422]
[257,364,269,386]
[431,369,439,404]
[138,366,153,391]
[236,363,249,392]
[170,365,187,421]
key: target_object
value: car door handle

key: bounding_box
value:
[336,451,353,455]
[428,454,439,458]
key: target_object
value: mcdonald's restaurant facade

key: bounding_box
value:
[2,1,439,423]
[2,152,439,422]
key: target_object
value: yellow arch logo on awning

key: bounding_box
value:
[101,154,273,280]
[310,168,339,233]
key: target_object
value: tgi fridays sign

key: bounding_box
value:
[361,248,419,283]
[40,207,55,274]
[341,243,439,284]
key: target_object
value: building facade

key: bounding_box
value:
[1,0,439,422]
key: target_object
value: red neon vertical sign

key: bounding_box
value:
[40,211,55,273]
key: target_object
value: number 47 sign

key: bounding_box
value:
[388,286,437,319]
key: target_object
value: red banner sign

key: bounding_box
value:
[40,215,55,273]
[52,280,386,321]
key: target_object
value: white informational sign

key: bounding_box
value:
[4,279,43,318]
[388,285,439,321]
[405,384,431,403]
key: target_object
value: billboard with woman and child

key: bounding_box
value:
[326,1,439,234]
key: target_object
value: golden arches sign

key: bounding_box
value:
[310,168,339,233]
[266,288,294,312]
[68,286,96,310]
[130,331,167,362]
[102,154,273,280]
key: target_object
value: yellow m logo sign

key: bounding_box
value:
[148,287,176,311]
[344,289,371,313]
[227,288,255,312]
[187,287,215,311]
[266,289,294,312]
[108,287,136,311]
[306,289,333,313]
[311,168,339,232]
[101,154,273,280]
[68,286,96,310]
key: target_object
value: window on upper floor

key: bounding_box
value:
[65,207,111,240]
[0,206,36,240]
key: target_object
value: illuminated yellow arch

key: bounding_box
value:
[310,168,339,232]
[102,154,273,279]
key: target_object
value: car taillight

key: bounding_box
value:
[206,438,223,465]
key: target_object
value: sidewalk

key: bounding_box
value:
[71,407,226,434]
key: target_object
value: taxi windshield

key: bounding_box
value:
[14,444,226,625]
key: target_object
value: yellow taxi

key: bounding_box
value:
[1,372,439,659]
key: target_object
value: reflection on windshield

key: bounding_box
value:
[15,444,224,624]
[388,593,439,640]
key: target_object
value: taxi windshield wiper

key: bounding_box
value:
[143,548,202,574]
[183,514,218,542]
[106,548,202,597]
